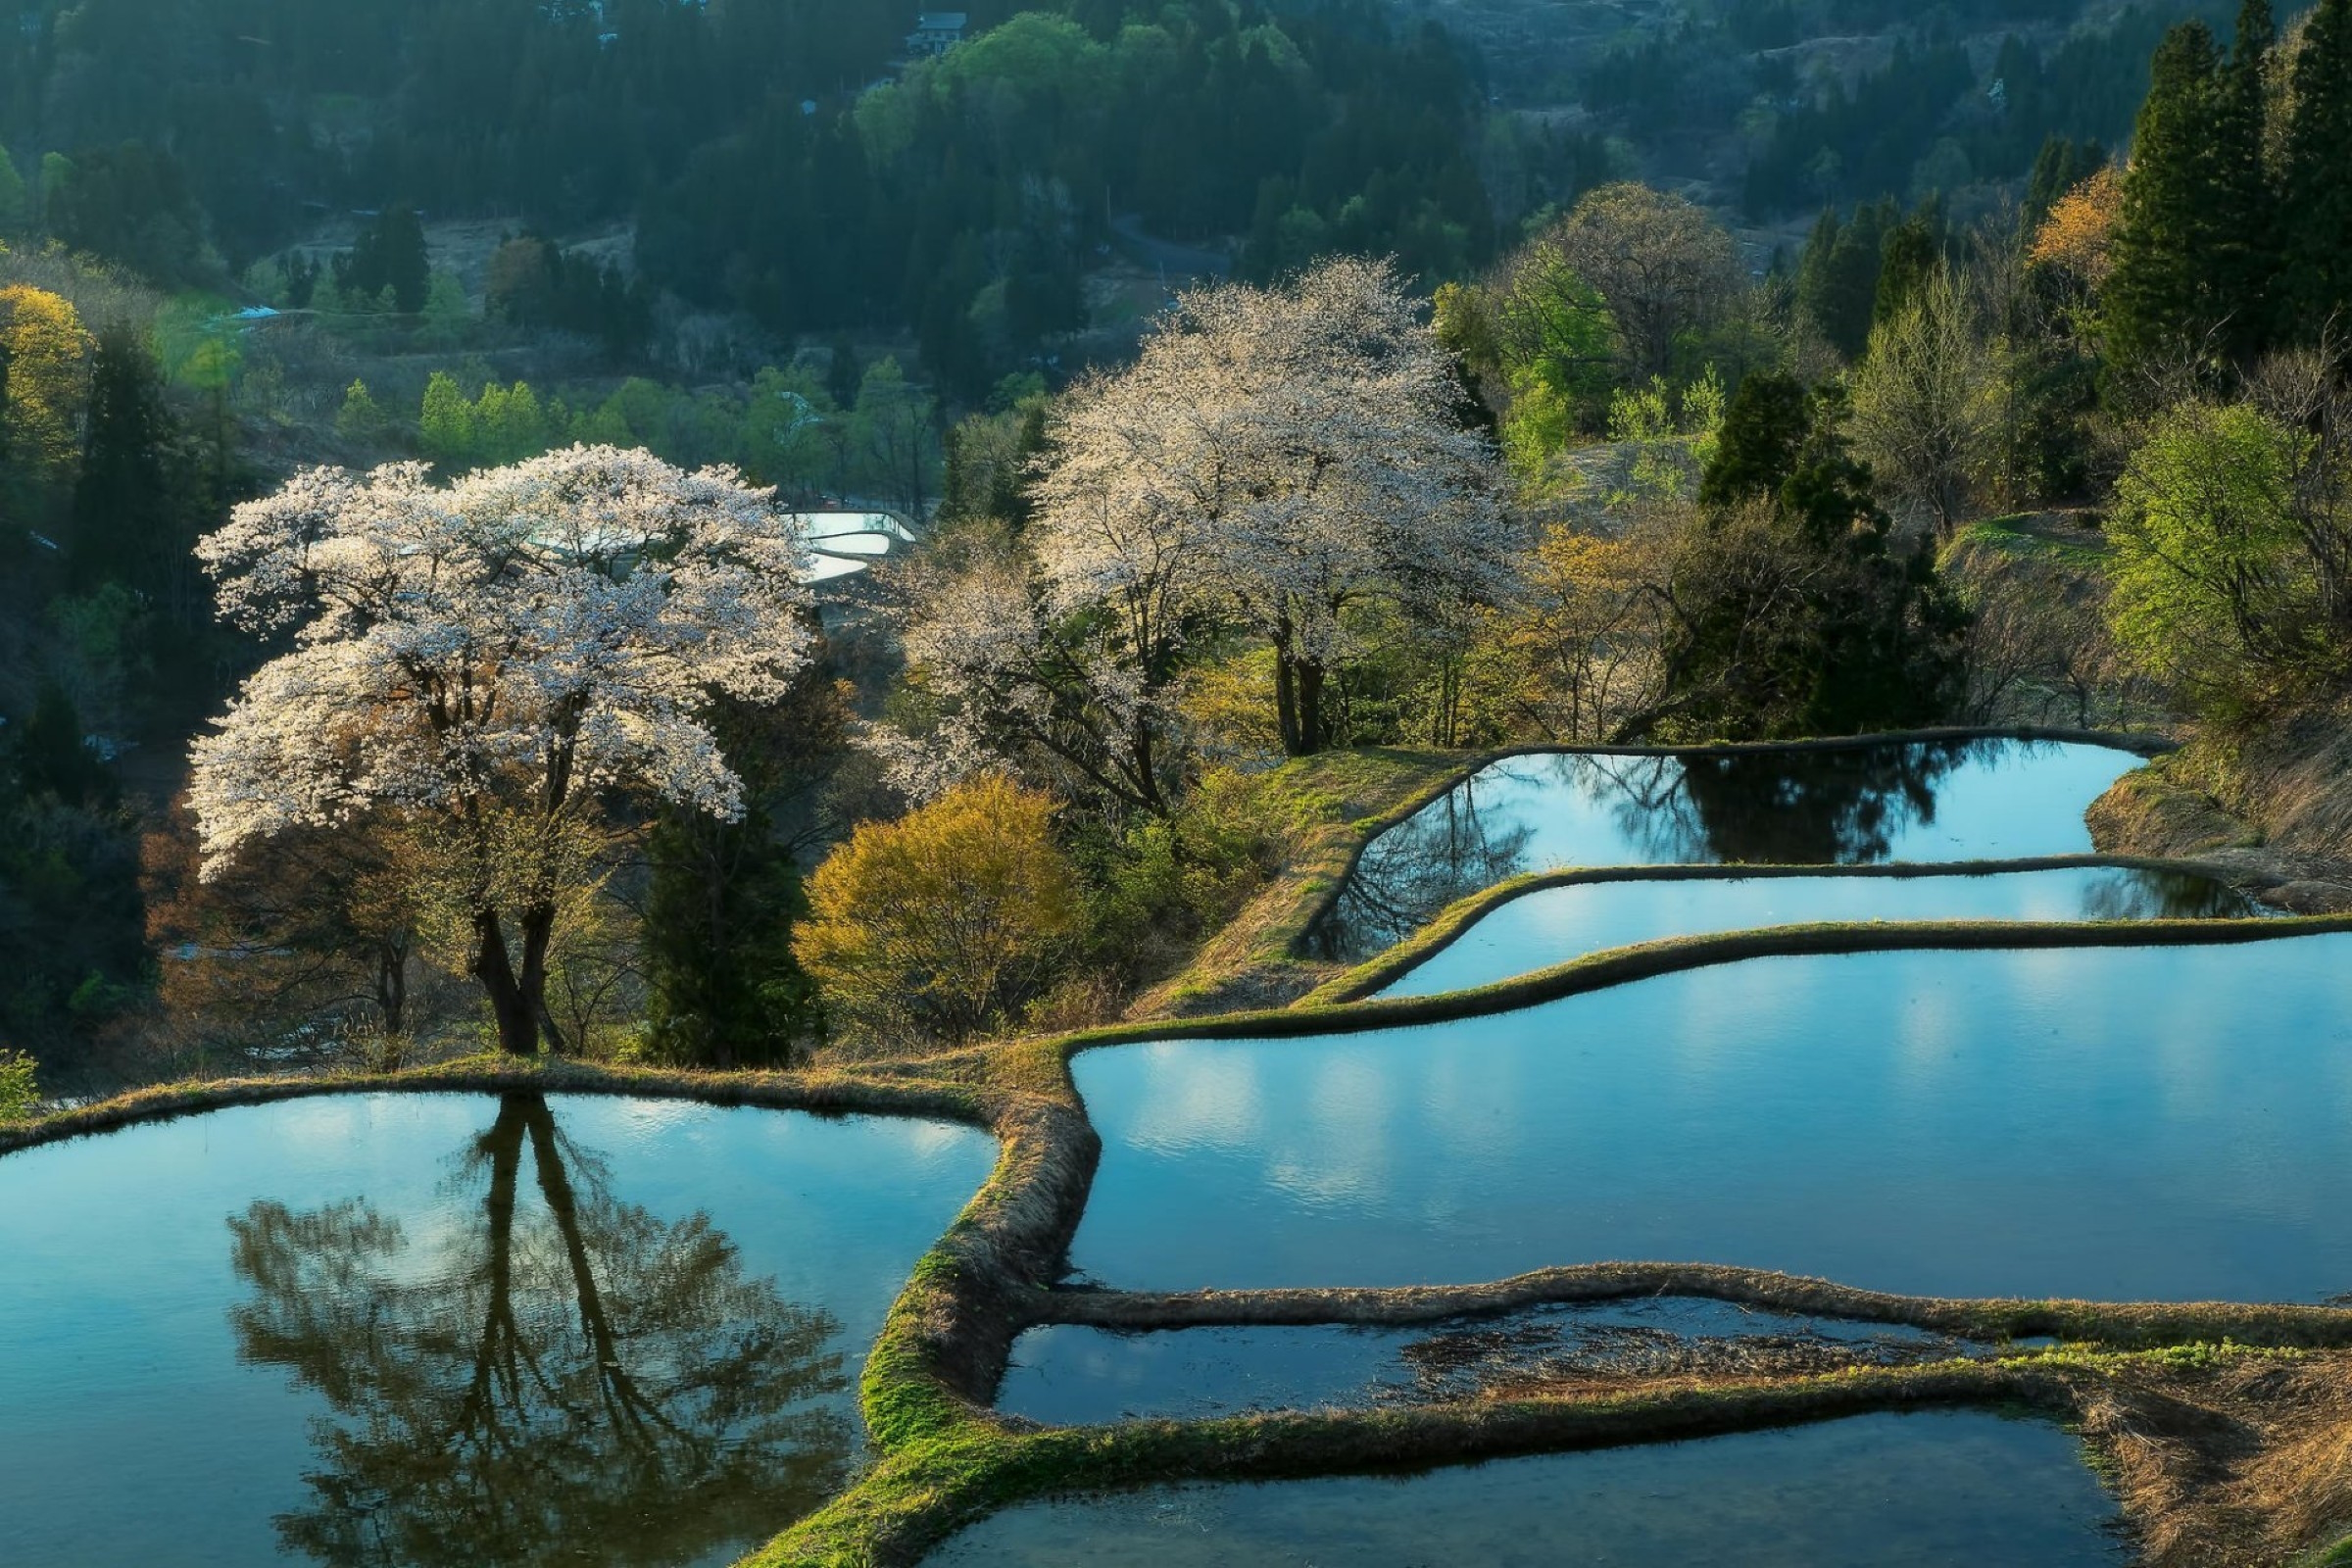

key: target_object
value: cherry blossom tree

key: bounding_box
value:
[188,446,816,1056]
[902,258,1516,782]
[1176,259,1518,754]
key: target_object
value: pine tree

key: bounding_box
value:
[1872,209,1941,333]
[71,326,189,621]
[418,370,476,467]
[1796,202,1890,360]
[2213,0,2280,360]
[0,144,26,235]
[2106,23,2229,373]
[2282,0,2352,334]
[338,207,431,314]
[2027,137,2106,227]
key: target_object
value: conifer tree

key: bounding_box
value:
[2107,23,2229,373]
[1796,201,1890,360]
[1873,209,1941,333]
[0,144,26,235]
[2213,0,2280,359]
[71,325,191,622]
[2282,0,2352,333]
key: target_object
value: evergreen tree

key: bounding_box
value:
[418,370,476,466]
[1665,372,1966,738]
[2213,0,2280,360]
[1796,200,1891,359]
[1872,209,1941,333]
[338,206,431,313]
[641,688,843,1068]
[0,144,26,235]
[2106,23,2229,374]
[2026,136,2108,227]
[2282,0,2352,333]
[335,379,389,445]
[71,325,189,623]
[13,684,112,807]
[1699,370,1813,510]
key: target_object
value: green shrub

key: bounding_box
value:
[0,1049,39,1123]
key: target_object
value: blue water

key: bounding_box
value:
[0,1094,996,1568]
[926,1410,2126,1566]
[1316,740,2145,960]
[1378,866,2250,997]
[1001,1298,1958,1425]
[1072,937,2352,1301]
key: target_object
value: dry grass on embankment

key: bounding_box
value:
[1124,745,1465,1018]
[2090,722,2352,915]
[15,729,2352,1568]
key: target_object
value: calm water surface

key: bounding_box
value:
[1002,1298,1955,1425]
[927,1411,2125,1566]
[1072,937,2352,1300]
[1379,866,2250,996]
[1317,739,2144,960]
[0,1093,995,1568]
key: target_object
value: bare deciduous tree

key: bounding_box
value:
[1544,182,1742,382]
[1849,267,2006,537]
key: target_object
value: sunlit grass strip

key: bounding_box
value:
[1277,724,2178,969]
[1029,1260,2352,1350]
[0,1054,998,1157]
[1299,852,2288,1005]
[1052,913,2352,1060]
[750,1350,2222,1567]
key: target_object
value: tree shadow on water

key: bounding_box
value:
[227,1093,852,1568]
[1311,777,1540,962]
[1618,740,1977,865]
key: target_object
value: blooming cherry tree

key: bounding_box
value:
[189,446,816,1055]
[903,257,1517,793]
[1174,258,1518,752]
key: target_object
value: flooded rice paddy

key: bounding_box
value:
[0,1094,993,1568]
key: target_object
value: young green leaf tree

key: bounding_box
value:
[1848,267,2004,536]
[2106,400,2335,717]
[188,447,818,1056]
[793,774,1078,1047]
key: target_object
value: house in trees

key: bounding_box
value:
[906,12,966,56]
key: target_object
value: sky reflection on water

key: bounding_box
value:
[1074,937,2352,1302]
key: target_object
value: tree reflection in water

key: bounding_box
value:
[1314,743,1996,962]
[2080,867,2254,920]
[1310,777,1538,961]
[227,1093,852,1568]
[1622,741,1972,865]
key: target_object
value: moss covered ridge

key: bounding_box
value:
[9,727,2347,1567]
[1299,851,2305,1004]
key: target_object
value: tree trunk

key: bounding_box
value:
[1127,715,1164,815]
[518,902,569,1055]
[1273,648,1302,755]
[471,907,540,1056]
[1294,659,1328,755]
[376,940,409,1038]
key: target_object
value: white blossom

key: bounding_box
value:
[189,446,816,876]
[902,256,1519,776]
